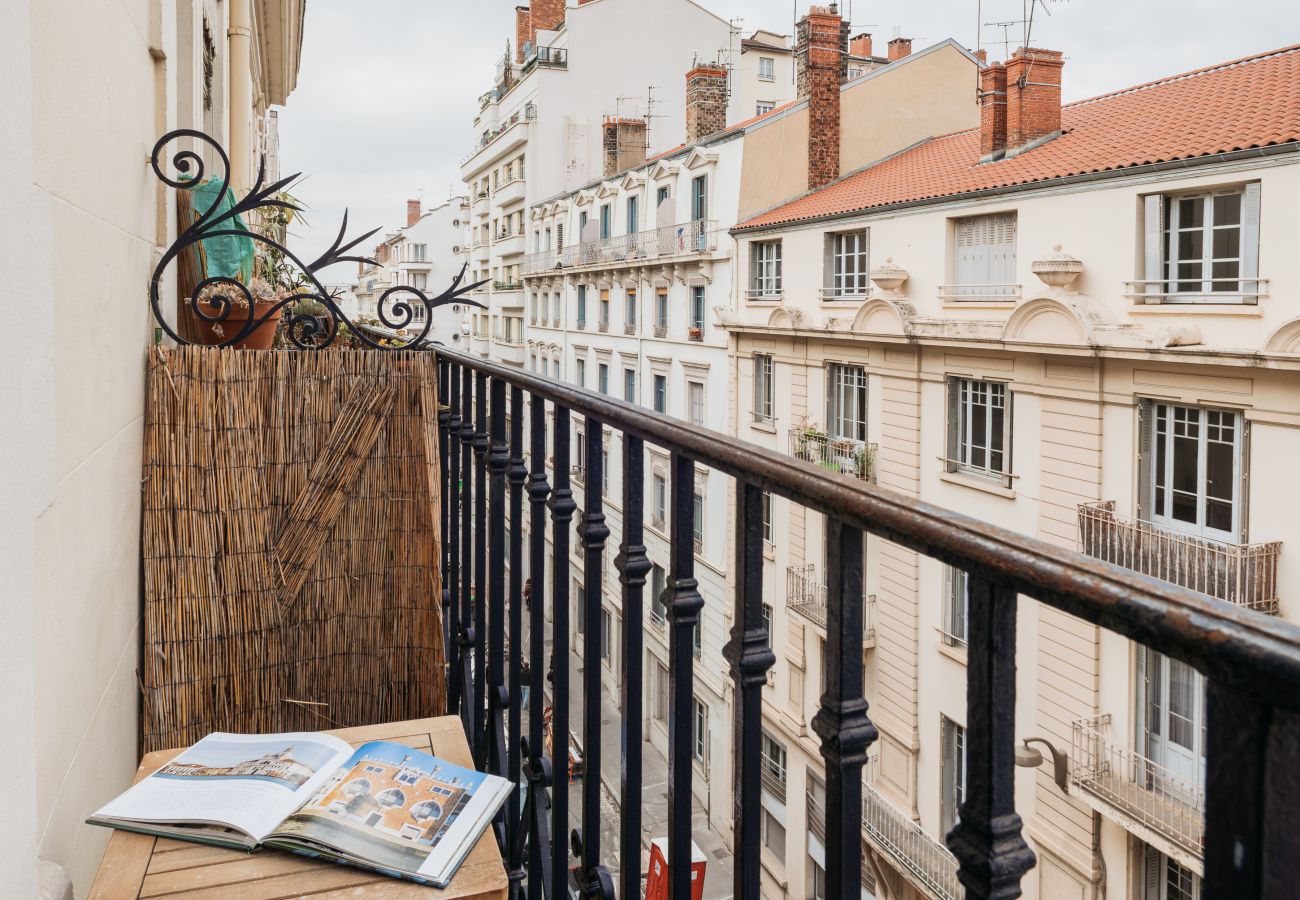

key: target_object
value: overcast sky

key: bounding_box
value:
[280,0,1298,269]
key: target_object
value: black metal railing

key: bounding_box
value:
[435,347,1300,900]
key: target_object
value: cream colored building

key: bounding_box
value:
[0,1,304,895]
[726,43,1299,900]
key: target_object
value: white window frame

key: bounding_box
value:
[1147,184,1259,304]
[946,377,1012,485]
[652,473,667,527]
[687,381,705,426]
[692,698,708,764]
[653,373,667,414]
[826,230,869,297]
[752,354,775,424]
[749,241,783,298]
[949,213,1018,300]
[942,564,969,648]
[940,716,967,835]
[1143,400,1242,541]
[826,363,868,442]
[755,100,775,116]
[757,56,775,81]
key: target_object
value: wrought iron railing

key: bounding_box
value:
[1071,714,1205,865]
[521,220,718,276]
[790,431,876,482]
[786,564,876,643]
[937,283,1021,301]
[759,752,786,803]
[1078,502,1280,614]
[427,348,1300,900]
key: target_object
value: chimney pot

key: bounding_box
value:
[887,37,912,62]
[685,65,728,144]
[1005,47,1064,151]
[849,32,872,58]
[603,117,647,177]
[407,199,421,227]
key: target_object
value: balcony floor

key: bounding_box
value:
[1076,772,1204,869]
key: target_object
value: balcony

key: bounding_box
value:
[759,752,786,804]
[520,220,719,278]
[790,431,876,483]
[861,780,961,900]
[1071,715,1204,870]
[491,335,525,366]
[472,192,489,215]
[653,324,667,338]
[494,230,526,257]
[494,176,526,208]
[1078,501,1280,614]
[461,113,527,170]
[522,45,568,74]
[623,323,636,336]
[786,564,877,646]
[597,320,609,333]
[1124,277,1269,305]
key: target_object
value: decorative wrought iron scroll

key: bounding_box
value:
[149,129,486,350]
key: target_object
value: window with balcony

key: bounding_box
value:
[691,175,708,222]
[749,241,783,298]
[626,195,639,235]
[1142,401,1241,541]
[577,285,587,327]
[1142,184,1260,303]
[653,374,667,413]
[760,731,787,799]
[825,230,869,298]
[410,272,427,291]
[826,363,867,442]
[940,717,967,835]
[946,377,1011,485]
[758,56,775,80]
[652,473,667,527]
[650,563,667,622]
[692,620,702,659]
[599,203,611,240]
[598,363,609,395]
[1138,646,1207,798]
[753,354,775,424]
[687,381,705,426]
[949,212,1017,300]
[690,286,706,336]
[942,565,969,648]
[575,430,587,480]
[623,368,636,403]
[409,243,427,261]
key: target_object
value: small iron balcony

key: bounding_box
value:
[790,431,876,483]
[786,564,876,646]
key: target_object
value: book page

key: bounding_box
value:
[92,732,354,842]
[268,740,510,882]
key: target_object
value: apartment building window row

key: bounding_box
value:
[946,377,1012,486]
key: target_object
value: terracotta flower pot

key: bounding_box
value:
[191,299,284,349]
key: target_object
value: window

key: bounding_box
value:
[579,210,589,235]
[653,660,669,721]
[941,717,967,835]
[543,227,551,250]
[655,288,668,330]
[577,285,587,325]
[760,731,787,788]
[625,289,637,327]
[826,230,869,297]
[758,56,775,80]
[692,491,704,548]
[656,185,671,209]
[691,175,708,221]
[650,563,667,621]
[942,565,969,648]
[753,354,774,423]
[409,243,427,261]
[825,364,867,441]
[1143,845,1202,900]
[1138,646,1207,796]
[626,195,639,234]
[599,204,611,239]
[687,381,705,426]
[749,241,783,296]
[946,378,1011,483]
[811,859,827,900]
[692,620,702,659]
[756,100,775,116]
[690,286,706,333]
[575,358,586,387]
[1153,185,1258,301]
[575,430,587,477]
[576,582,586,635]
[598,363,609,395]
[599,290,610,326]
[951,213,1017,299]
[762,492,773,547]
[602,447,609,495]
[761,808,785,862]
[552,359,560,380]
[1142,401,1242,540]
[653,374,667,413]
[652,473,667,526]
[623,368,636,403]
[692,699,708,764]
[600,608,612,661]
[761,602,773,647]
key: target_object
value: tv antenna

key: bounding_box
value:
[983,20,1026,59]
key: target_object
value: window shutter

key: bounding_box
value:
[823,233,836,292]
[1002,389,1015,488]
[941,720,956,832]
[1135,643,1150,755]
[945,377,961,472]
[1142,843,1161,899]
[1143,194,1164,302]
[1136,399,1154,522]
[990,214,1017,290]
[1241,181,1262,301]
[1240,417,1252,543]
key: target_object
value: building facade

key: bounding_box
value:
[728,42,1299,900]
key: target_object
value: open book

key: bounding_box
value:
[88,732,512,887]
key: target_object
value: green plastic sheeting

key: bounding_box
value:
[191,179,255,283]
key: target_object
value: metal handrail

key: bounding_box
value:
[521,220,719,276]
[786,564,876,642]
[861,781,961,900]
[790,432,876,483]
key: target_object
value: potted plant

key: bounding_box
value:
[688,325,702,340]
[190,276,284,349]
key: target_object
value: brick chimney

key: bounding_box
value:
[849,32,873,58]
[797,6,845,189]
[1005,47,1064,150]
[685,65,727,144]
[407,199,421,227]
[887,37,912,61]
[603,117,647,176]
[979,62,1008,159]
[795,5,848,96]
[515,7,531,63]
[531,0,565,32]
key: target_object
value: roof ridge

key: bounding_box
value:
[1066,43,1300,109]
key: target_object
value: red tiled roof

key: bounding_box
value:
[644,100,803,167]
[737,44,1300,231]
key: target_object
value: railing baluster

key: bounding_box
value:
[438,361,452,672]
[473,371,490,757]
[445,362,462,716]
[507,386,527,853]
[948,574,1035,899]
[524,392,551,897]
[724,481,776,900]
[549,407,576,896]
[574,417,613,896]
[811,517,874,900]
[618,436,651,900]
[459,366,476,739]
[483,376,509,842]
[665,452,704,900]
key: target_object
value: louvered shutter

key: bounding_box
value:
[1240,417,1252,543]
[823,233,836,293]
[941,720,957,833]
[954,218,986,297]
[1143,194,1165,302]
[1241,181,1262,301]
[1135,643,1149,755]
[1136,399,1154,522]
[989,214,1017,294]
[1002,388,1014,487]
[1142,843,1162,899]
[945,377,961,471]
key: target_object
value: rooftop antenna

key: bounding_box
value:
[984,20,1025,59]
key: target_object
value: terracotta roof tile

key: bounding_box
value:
[737,44,1300,231]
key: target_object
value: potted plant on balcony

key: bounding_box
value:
[688,325,702,340]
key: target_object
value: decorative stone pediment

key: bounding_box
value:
[852,298,914,336]
[768,306,811,330]
[1002,296,1095,345]
[595,182,619,199]
[575,191,595,207]
[1265,318,1300,354]
[620,173,646,192]
[649,161,680,181]
[684,147,718,170]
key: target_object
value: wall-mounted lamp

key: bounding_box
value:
[1014,737,1069,793]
